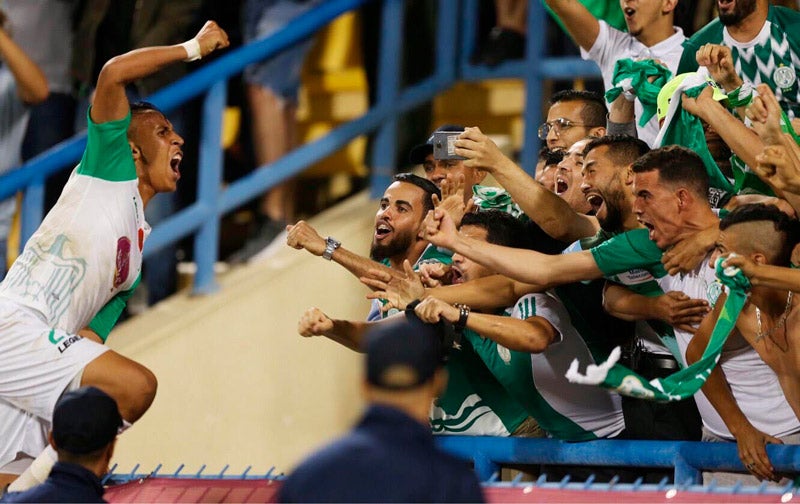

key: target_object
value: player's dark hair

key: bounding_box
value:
[550,90,607,127]
[393,173,441,213]
[631,145,709,200]
[583,135,650,167]
[461,210,528,249]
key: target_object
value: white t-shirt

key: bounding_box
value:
[582,21,686,146]
[657,258,799,439]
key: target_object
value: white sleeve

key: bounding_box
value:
[580,20,627,89]
[511,293,564,345]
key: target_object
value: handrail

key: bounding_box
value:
[0,0,600,294]
[437,436,800,484]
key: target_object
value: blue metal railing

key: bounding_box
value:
[436,437,800,484]
[0,0,599,294]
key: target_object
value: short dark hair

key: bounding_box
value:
[461,210,529,249]
[130,101,164,116]
[631,145,709,200]
[128,102,167,140]
[720,203,800,266]
[583,135,650,167]
[392,173,441,213]
[550,90,607,128]
[541,148,565,167]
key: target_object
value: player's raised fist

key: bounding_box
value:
[194,21,230,57]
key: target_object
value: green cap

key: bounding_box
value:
[656,72,728,121]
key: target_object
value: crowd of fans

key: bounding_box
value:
[3,0,800,500]
[288,0,800,487]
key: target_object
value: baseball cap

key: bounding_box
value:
[656,72,728,121]
[52,387,122,454]
[408,124,466,164]
[365,313,447,390]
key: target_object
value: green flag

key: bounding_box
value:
[605,59,672,127]
[472,185,525,219]
[544,0,626,33]
[565,257,751,402]
[654,74,735,196]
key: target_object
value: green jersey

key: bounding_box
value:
[589,228,687,363]
[463,292,625,441]
[678,6,800,119]
[431,337,529,436]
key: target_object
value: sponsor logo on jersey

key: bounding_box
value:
[56,335,83,354]
[47,329,82,353]
[114,237,131,288]
[615,268,655,286]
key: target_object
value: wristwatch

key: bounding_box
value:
[322,236,341,261]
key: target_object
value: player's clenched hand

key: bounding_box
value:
[418,262,451,288]
[422,209,458,249]
[748,84,785,145]
[193,20,230,57]
[753,145,800,195]
[654,291,709,334]
[298,307,333,337]
[286,220,326,255]
[695,44,741,91]
[414,297,460,324]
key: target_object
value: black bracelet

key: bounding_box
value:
[405,299,422,312]
[454,303,470,331]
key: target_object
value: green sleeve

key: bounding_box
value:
[76,107,137,182]
[87,275,141,342]
[590,228,665,276]
[676,42,700,74]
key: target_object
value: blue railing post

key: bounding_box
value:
[459,0,479,72]
[434,0,460,85]
[521,0,547,174]
[20,176,45,245]
[369,0,404,198]
[192,81,227,295]
[473,452,500,482]
[674,453,702,486]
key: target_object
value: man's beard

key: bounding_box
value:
[370,232,415,261]
[719,0,757,26]
[598,188,626,233]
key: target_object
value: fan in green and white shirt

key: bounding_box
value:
[678,5,800,119]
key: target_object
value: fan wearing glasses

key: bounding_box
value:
[539,90,607,151]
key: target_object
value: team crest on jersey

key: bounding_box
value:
[707,281,723,307]
[114,237,131,288]
[2,235,87,323]
[497,344,512,364]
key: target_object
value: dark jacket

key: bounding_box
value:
[2,462,105,503]
[278,404,485,503]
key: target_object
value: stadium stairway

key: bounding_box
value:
[107,191,378,476]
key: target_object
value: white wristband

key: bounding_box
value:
[180,39,202,62]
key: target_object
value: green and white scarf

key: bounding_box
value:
[605,59,672,127]
[565,257,751,402]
